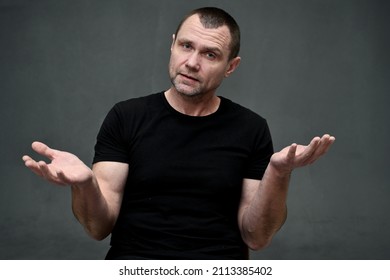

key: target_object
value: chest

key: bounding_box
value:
[125,114,254,197]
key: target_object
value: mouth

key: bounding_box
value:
[179,73,200,82]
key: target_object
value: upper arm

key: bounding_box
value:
[92,161,129,220]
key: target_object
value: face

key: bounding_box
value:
[168,15,240,98]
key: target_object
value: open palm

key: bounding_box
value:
[270,134,335,175]
[23,142,93,186]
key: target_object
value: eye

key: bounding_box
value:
[205,52,217,60]
[181,42,192,50]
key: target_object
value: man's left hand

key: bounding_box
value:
[270,134,336,176]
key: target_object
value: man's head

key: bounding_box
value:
[174,7,240,61]
[168,7,241,98]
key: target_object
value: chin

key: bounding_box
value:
[179,90,202,98]
[173,83,203,98]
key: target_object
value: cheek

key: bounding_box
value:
[168,56,178,75]
[169,55,185,73]
[206,67,227,83]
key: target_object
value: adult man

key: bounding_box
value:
[23,7,335,259]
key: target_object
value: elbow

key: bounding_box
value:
[241,225,275,251]
[74,213,114,241]
[245,212,288,251]
[83,222,112,241]
[87,228,110,241]
[246,236,273,251]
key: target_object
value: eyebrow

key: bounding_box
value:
[177,38,223,56]
[204,46,222,56]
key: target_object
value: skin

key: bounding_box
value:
[22,14,335,249]
[165,15,240,116]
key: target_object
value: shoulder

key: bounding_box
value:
[113,92,162,113]
[99,92,164,132]
[105,92,164,124]
[220,96,268,124]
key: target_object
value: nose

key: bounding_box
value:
[185,52,200,71]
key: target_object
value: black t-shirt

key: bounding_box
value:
[93,92,274,259]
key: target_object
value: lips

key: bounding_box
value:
[179,73,200,82]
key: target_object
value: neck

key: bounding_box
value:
[164,88,221,117]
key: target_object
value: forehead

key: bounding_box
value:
[176,14,231,53]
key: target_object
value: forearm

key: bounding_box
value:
[240,135,335,250]
[71,175,115,241]
[22,142,127,241]
[241,164,290,250]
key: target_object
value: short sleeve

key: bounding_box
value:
[93,104,130,164]
[243,120,274,180]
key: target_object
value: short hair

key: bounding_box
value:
[174,7,241,60]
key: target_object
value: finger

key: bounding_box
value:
[309,136,321,149]
[296,137,321,164]
[22,155,33,162]
[31,141,57,160]
[322,135,336,154]
[23,156,44,177]
[316,134,332,154]
[38,161,64,185]
[307,135,335,164]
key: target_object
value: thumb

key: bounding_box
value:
[31,141,56,160]
[286,143,297,163]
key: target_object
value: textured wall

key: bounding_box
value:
[1,0,389,259]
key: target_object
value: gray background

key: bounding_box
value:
[1,0,389,259]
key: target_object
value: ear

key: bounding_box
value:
[171,34,176,51]
[225,56,241,77]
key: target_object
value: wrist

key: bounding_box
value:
[72,171,96,190]
[268,161,292,180]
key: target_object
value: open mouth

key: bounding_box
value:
[180,73,199,82]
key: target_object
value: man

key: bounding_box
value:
[23,7,335,259]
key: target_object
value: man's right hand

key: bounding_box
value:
[22,141,93,187]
